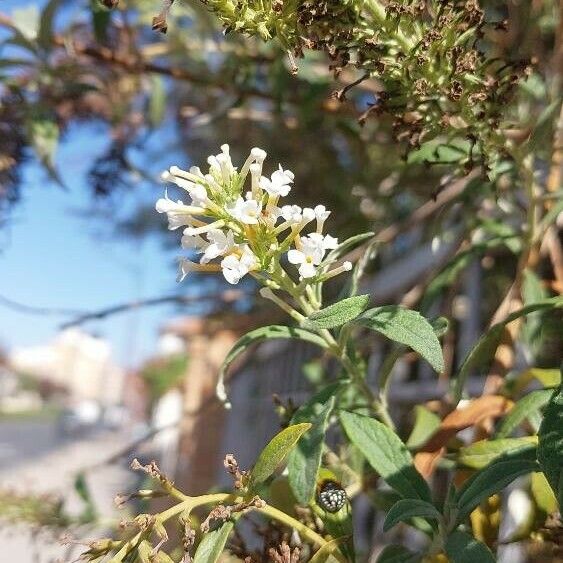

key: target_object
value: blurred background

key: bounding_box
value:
[0,0,560,561]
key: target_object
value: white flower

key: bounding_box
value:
[177,258,195,282]
[260,165,294,197]
[281,205,303,224]
[181,231,207,251]
[200,229,235,263]
[263,204,282,226]
[314,205,331,222]
[189,184,207,208]
[301,207,316,225]
[251,147,267,163]
[287,237,325,278]
[220,246,257,284]
[228,197,262,224]
[162,169,208,208]
[155,194,201,230]
[307,232,339,251]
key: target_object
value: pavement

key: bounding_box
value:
[0,421,136,563]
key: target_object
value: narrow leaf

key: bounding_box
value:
[445,530,495,563]
[288,396,336,504]
[38,0,62,49]
[375,545,420,563]
[342,240,378,298]
[248,423,311,492]
[496,388,553,439]
[451,297,563,402]
[383,499,441,532]
[356,306,444,373]
[406,406,441,449]
[530,472,557,514]
[216,325,329,405]
[193,521,234,563]
[309,538,347,563]
[340,411,432,502]
[455,457,540,522]
[457,437,537,469]
[149,75,166,127]
[324,232,375,264]
[304,295,370,330]
[537,383,563,507]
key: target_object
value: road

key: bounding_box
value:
[0,419,61,470]
[0,419,135,563]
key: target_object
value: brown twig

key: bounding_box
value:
[60,289,250,328]
[341,170,479,264]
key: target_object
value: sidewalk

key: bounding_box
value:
[0,429,135,563]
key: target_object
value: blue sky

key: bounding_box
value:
[0,0,223,368]
[0,123,186,367]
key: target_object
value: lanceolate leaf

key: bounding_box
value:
[375,545,420,563]
[383,499,441,532]
[406,406,441,449]
[496,389,553,439]
[216,325,329,405]
[457,437,537,469]
[304,295,370,330]
[248,423,311,493]
[192,521,234,563]
[38,0,63,49]
[455,455,540,523]
[530,472,558,514]
[340,411,432,502]
[356,306,444,373]
[309,538,347,563]
[451,297,563,402]
[445,530,495,563]
[324,232,375,264]
[537,383,563,507]
[288,396,336,504]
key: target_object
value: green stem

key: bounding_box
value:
[110,493,347,562]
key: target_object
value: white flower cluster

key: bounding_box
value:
[156,145,351,286]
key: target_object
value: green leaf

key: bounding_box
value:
[445,530,495,563]
[90,0,111,43]
[496,389,553,439]
[288,395,336,504]
[38,0,62,49]
[149,75,166,127]
[455,455,540,522]
[342,240,378,298]
[431,317,450,338]
[530,471,557,514]
[309,538,346,563]
[407,139,471,165]
[340,411,432,502]
[193,521,234,563]
[457,437,537,469]
[537,383,563,507]
[324,232,374,264]
[451,297,563,402]
[216,325,329,405]
[406,406,441,449]
[530,98,562,150]
[356,306,444,373]
[303,295,370,330]
[248,423,311,493]
[29,117,59,166]
[74,472,97,523]
[383,499,441,532]
[375,545,420,563]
